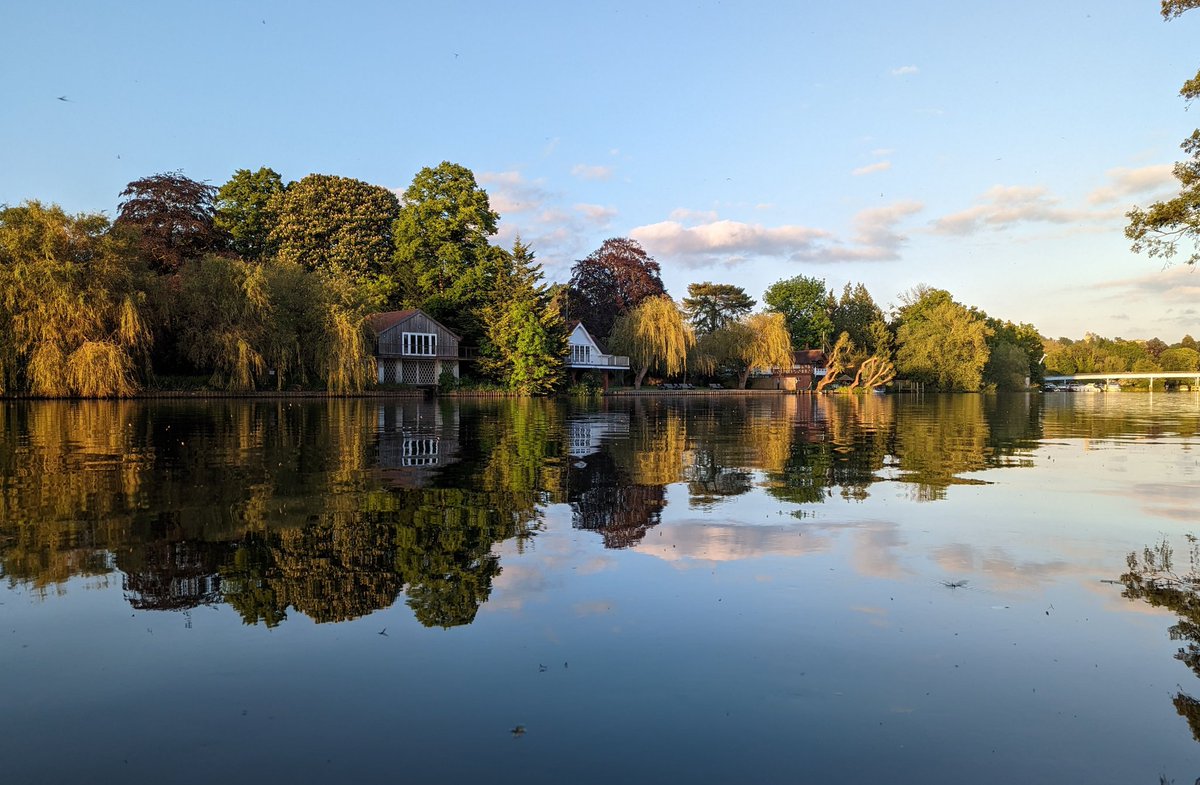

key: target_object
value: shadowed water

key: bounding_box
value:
[1,393,1198,783]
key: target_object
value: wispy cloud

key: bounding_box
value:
[630,200,923,268]
[1089,265,1200,305]
[891,65,919,76]
[668,207,718,222]
[478,170,548,215]
[570,163,613,181]
[574,203,617,224]
[852,161,891,176]
[1087,164,1176,204]
[930,185,1096,235]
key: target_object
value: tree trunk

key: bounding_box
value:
[635,366,648,389]
[739,368,751,389]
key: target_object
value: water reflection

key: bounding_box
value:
[2,393,1196,628]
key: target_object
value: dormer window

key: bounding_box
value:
[402,332,437,356]
[571,345,591,364]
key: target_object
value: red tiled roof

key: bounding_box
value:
[367,309,418,334]
[793,349,827,365]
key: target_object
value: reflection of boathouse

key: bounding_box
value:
[567,412,630,457]
[375,401,460,485]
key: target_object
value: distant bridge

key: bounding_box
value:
[1044,372,1200,388]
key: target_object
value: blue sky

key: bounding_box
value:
[3,0,1198,340]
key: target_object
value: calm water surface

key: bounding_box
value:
[1,393,1198,783]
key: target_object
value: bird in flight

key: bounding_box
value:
[57,95,71,102]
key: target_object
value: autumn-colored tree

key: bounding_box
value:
[608,295,693,388]
[115,171,224,274]
[213,167,285,261]
[568,237,666,341]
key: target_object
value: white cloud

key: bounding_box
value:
[1087,164,1176,204]
[478,170,548,215]
[852,161,892,177]
[930,185,1095,235]
[630,201,923,268]
[574,203,617,224]
[570,163,613,181]
[891,65,919,76]
[871,148,894,157]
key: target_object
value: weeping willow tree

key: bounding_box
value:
[698,312,793,388]
[0,202,154,397]
[172,256,374,392]
[609,295,694,388]
[173,255,271,391]
[319,305,374,393]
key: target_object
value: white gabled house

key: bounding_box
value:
[565,322,629,387]
[368,309,461,387]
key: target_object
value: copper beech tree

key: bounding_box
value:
[567,237,665,341]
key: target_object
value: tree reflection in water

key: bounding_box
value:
[0,393,1053,628]
[1121,538,1200,743]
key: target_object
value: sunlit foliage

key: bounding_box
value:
[609,295,694,388]
[0,202,153,396]
[1125,2,1200,265]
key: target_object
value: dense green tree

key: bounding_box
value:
[682,282,755,335]
[986,319,1043,384]
[1146,337,1170,358]
[609,295,693,388]
[984,340,1030,390]
[763,275,833,349]
[1160,347,1200,371]
[271,173,400,283]
[115,171,223,274]
[0,202,154,396]
[829,282,885,354]
[213,167,285,261]
[895,289,991,391]
[477,238,566,392]
[392,161,499,335]
[1180,334,1198,351]
[567,237,666,341]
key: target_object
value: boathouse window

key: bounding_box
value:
[402,332,437,356]
[571,344,591,364]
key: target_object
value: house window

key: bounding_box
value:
[402,437,439,466]
[402,332,437,356]
[571,344,592,364]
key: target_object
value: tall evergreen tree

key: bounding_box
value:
[682,282,755,335]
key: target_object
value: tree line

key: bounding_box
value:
[4,159,1188,398]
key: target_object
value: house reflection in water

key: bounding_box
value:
[566,410,665,548]
[375,401,460,486]
[567,412,630,458]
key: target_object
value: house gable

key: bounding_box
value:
[370,309,461,358]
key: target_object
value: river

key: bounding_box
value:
[1,393,1197,783]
